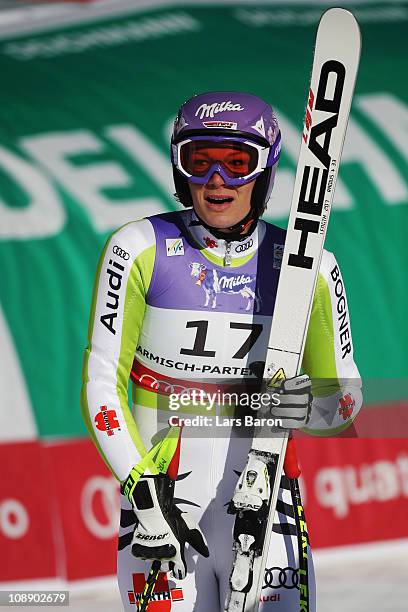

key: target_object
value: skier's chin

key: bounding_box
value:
[195,199,251,231]
[199,209,240,231]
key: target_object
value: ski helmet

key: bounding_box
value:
[171,91,281,228]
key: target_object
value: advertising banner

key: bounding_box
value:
[1,437,407,582]
[0,442,57,582]
[45,439,119,580]
[297,437,408,548]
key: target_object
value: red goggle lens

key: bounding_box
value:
[180,141,258,178]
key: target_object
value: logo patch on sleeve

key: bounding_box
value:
[166,238,184,257]
[338,393,355,420]
[94,406,121,436]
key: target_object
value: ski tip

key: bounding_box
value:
[317,6,361,60]
[319,6,361,34]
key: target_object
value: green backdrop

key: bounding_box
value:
[0,2,407,437]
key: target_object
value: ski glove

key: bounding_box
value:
[123,472,209,580]
[269,374,312,429]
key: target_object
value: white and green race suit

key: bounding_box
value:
[81,208,362,611]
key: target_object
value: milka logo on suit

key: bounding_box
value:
[189,262,259,310]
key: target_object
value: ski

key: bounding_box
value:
[225,8,361,611]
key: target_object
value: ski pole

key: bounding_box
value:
[137,559,161,612]
[137,422,184,611]
[284,437,309,612]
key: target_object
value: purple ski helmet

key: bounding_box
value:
[171,91,281,220]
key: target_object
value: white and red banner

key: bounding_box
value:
[0,442,56,581]
[295,437,408,548]
[45,440,119,580]
[0,436,407,582]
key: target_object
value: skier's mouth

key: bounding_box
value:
[205,195,234,208]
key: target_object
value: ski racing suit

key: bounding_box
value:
[81,208,362,611]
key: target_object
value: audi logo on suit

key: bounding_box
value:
[113,245,130,260]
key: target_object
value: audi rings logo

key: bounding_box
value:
[235,239,253,253]
[81,476,120,539]
[138,374,204,398]
[113,245,130,260]
[263,567,299,590]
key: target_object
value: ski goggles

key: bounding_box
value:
[172,136,280,186]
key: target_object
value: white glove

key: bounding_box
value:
[269,374,312,429]
[124,472,209,580]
